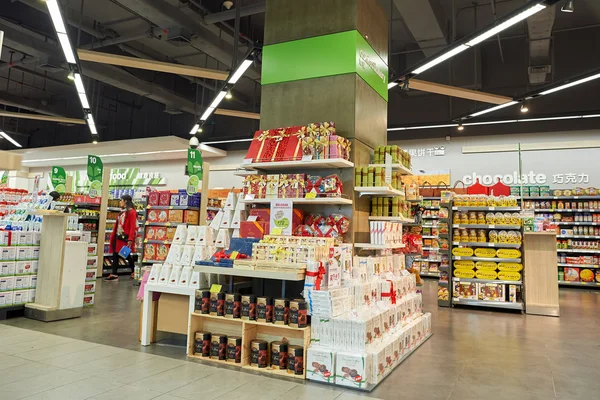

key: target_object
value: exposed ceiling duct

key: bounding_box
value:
[527,5,556,84]
[202,2,266,25]
[392,0,448,57]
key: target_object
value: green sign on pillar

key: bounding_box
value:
[186,148,203,195]
[51,166,67,193]
[87,155,104,198]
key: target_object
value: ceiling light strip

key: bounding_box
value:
[0,129,22,148]
[469,101,518,118]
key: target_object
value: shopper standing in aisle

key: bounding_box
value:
[105,194,137,281]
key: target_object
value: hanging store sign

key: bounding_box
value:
[186,148,203,195]
[50,166,67,194]
[71,168,167,188]
[87,155,103,198]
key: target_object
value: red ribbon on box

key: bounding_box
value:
[305,262,326,290]
[381,281,397,304]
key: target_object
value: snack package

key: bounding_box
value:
[327,214,350,234]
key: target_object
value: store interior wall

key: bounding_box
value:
[390,129,600,187]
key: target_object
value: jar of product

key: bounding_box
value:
[271,341,288,370]
[257,296,273,323]
[274,298,290,325]
[289,299,308,328]
[218,335,227,360]
[287,345,304,375]
[217,292,226,317]
[209,292,219,316]
[194,331,211,357]
[226,336,241,363]
[250,340,268,368]
[210,334,226,359]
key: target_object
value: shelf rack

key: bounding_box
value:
[354,186,405,197]
[241,197,353,206]
[368,216,414,223]
[243,158,354,170]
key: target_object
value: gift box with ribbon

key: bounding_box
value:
[240,220,267,239]
[245,130,274,162]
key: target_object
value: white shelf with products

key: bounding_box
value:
[241,197,352,205]
[452,256,522,263]
[558,281,600,287]
[452,278,523,285]
[422,235,438,239]
[354,187,405,197]
[522,195,600,200]
[421,272,440,278]
[452,224,522,230]
[354,243,405,250]
[558,263,600,268]
[554,222,600,226]
[557,235,600,239]
[368,216,414,223]
[243,158,354,170]
[452,242,521,249]
[556,248,600,254]
[452,206,521,212]
[368,163,413,175]
[534,209,600,212]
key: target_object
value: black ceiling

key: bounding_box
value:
[0,0,598,150]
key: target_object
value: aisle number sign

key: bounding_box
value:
[186,148,203,195]
[87,155,103,198]
[51,166,67,193]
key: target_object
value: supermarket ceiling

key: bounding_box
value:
[1,0,599,150]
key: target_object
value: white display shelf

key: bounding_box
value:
[421,224,440,228]
[556,248,600,254]
[452,298,524,310]
[452,206,521,212]
[241,197,352,205]
[106,206,121,212]
[557,235,600,239]
[408,197,424,202]
[558,263,599,268]
[452,242,522,249]
[452,256,522,263]
[554,222,600,226]
[558,281,600,287]
[354,186,405,197]
[243,158,354,170]
[106,219,116,223]
[354,243,405,250]
[534,209,600,212]
[144,283,197,296]
[368,216,414,223]
[422,235,438,239]
[452,277,523,285]
[207,206,221,211]
[422,247,441,251]
[78,215,99,220]
[368,163,413,176]
[233,169,259,177]
[452,224,522,230]
[414,258,442,263]
[193,265,305,281]
[423,206,440,210]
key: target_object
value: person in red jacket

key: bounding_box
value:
[105,194,137,281]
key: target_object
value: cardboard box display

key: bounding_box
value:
[168,209,184,223]
[0,291,14,306]
[478,283,505,301]
[83,293,95,306]
[306,346,336,384]
[0,276,15,291]
[335,351,371,389]
[184,210,199,225]
[0,261,16,276]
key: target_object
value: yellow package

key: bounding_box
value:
[497,249,522,259]
[474,248,498,258]
[498,262,523,272]
[476,269,498,280]
[476,261,498,270]
[498,271,522,281]
[485,213,495,224]
[452,247,474,257]
[454,269,476,279]
[454,260,475,269]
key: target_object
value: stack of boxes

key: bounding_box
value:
[84,241,97,307]
[304,252,432,390]
[0,230,40,308]
[209,192,244,248]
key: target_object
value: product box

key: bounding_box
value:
[83,293,95,306]
[335,351,371,389]
[231,210,247,229]
[0,291,14,307]
[0,261,15,276]
[28,289,36,303]
[148,192,160,206]
[563,267,580,282]
[13,289,28,304]
[84,281,96,294]
[452,281,477,299]
[197,226,215,246]
[249,208,271,222]
[30,260,38,274]
[240,221,268,239]
[220,210,234,228]
[0,276,15,292]
[168,210,184,223]
[170,193,181,206]
[0,231,12,246]
[14,275,29,290]
[478,283,505,301]
[85,269,98,281]
[15,261,33,275]
[306,346,336,384]
[144,243,157,261]
[1,247,16,261]
[159,191,171,206]
[184,210,199,225]
[30,275,37,288]
[215,229,231,248]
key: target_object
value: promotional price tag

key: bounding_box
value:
[210,284,222,293]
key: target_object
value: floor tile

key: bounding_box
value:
[130,362,219,393]
[275,383,344,400]
[0,362,56,386]
[17,340,101,362]
[0,332,47,348]
[0,368,87,400]
[152,395,184,400]
[20,376,121,400]
[87,385,162,400]
[0,354,31,371]
[41,344,126,368]
[0,335,75,355]
[168,369,255,400]
[67,350,156,375]
[335,391,383,400]
[213,375,298,400]
[96,357,185,384]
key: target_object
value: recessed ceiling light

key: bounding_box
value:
[457,124,464,131]
[520,104,529,113]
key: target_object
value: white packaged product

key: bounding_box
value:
[0,261,16,276]
[224,191,237,211]
[172,225,188,244]
[219,210,234,228]
[0,291,14,306]
[178,266,192,286]
[166,245,183,264]
[209,210,224,230]
[335,351,371,389]
[30,260,38,273]
[231,210,246,229]
[83,293,95,306]
[156,264,172,285]
[0,276,15,291]
[167,265,182,287]
[28,289,36,303]
[85,269,97,281]
[214,229,231,248]
[84,280,96,293]
[192,246,210,264]
[179,245,195,266]
[189,270,201,289]
[14,275,29,290]
[13,289,29,304]
[232,228,240,238]
[186,226,201,245]
[15,261,33,275]
[197,226,215,246]
[306,346,336,384]
[147,263,162,284]
[1,247,16,261]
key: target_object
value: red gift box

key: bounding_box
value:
[240,221,268,239]
[148,192,160,206]
[278,174,295,198]
[159,191,171,206]
[250,208,270,222]
[245,130,283,163]
[245,130,270,162]
[279,126,307,162]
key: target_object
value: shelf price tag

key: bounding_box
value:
[489,225,495,229]
[302,155,313,162]
[210,284,222,293]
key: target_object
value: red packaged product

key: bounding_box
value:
[326,213,350,234]
[159,192,171,206]
[306,175,323,195]
[322,175,343,196]
[305,214,325,228]
[240,221,268,239]
[148,192,160,206]
[250,208,271,222]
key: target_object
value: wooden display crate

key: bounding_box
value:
[186,312,310,380]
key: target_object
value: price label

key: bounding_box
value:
[247,216,258,222]
[244,194,255,200]
[302,155,313,161]
[489,207,495,211]
[489,225,495,229]
[242,158,253,165]
[305,192,317,199]
[210,284,222,293]
[271,227,283,235]
[230,251,239,259]
[455,256,462,260]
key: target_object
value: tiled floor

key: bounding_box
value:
[2,279,600,399]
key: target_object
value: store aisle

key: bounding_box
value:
[2,280,600,399]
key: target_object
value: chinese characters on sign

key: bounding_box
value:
[407,146,446,157]
[552,173,589,184]
[136,172,162,180]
